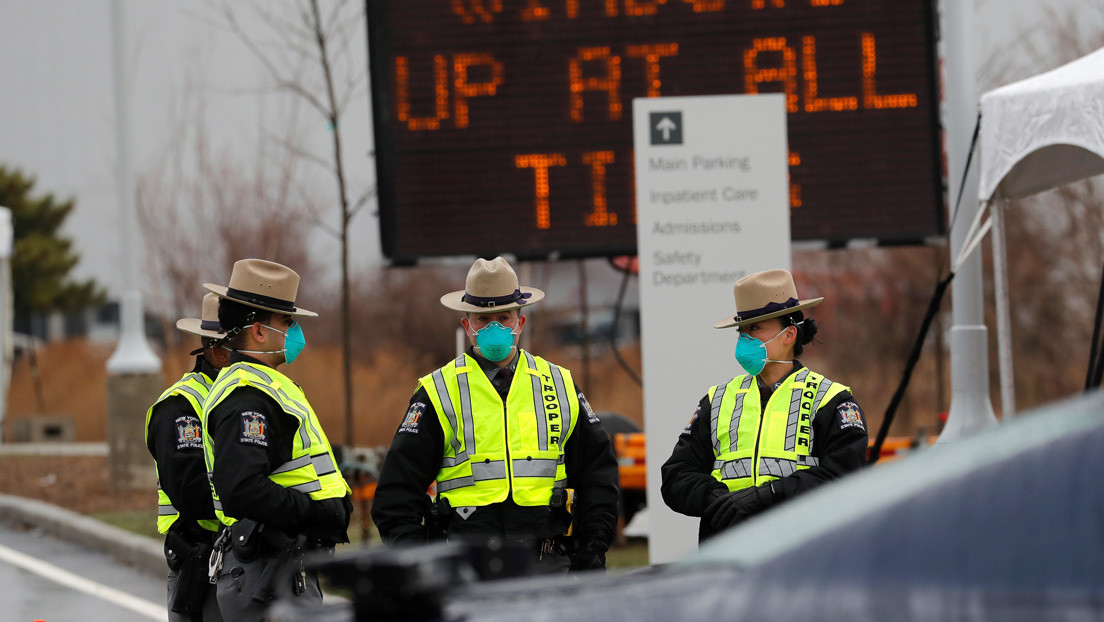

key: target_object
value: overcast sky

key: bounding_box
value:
[0,0,1100,300]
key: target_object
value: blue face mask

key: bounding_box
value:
[734,326,791,376]
[262,322,306,364]
[472,321,518,362]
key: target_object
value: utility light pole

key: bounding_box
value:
[106,0,163,490]
[940,0,998,442]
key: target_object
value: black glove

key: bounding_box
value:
[305,496,352,541]
[386,524,429,545]
[569,539,608,572]
[703,482,775,531]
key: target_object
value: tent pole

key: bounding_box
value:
[992,198,1016,418]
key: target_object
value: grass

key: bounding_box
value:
[607,539,649,568]
[96,511,651,570]
[90,509,161,540]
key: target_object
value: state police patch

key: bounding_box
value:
[175,415,203,450]
[240,411,268,447]
[837,401,865,431]
[399,402,425,434]
[579,393,600,424]
[682,404,701,436]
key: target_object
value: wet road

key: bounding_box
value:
[0,522,167,621]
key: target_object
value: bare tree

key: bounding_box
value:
[209,0,375,447]
[137,68,319,338]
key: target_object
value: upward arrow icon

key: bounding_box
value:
[655,116,677,141]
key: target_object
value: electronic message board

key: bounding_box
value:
[367,0,943,263]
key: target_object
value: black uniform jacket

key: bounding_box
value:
[146,355,219,539]
[206,352,341,539]
[372,349,620,549]
[661,362,868,541]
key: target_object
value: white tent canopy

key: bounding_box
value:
[980,46,1104,202]
[973,46,1104,419]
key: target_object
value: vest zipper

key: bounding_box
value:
[752,379,778,485]
[502,398,513,500]
[752,401,765,486]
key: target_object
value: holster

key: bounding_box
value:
[553,488,577,537]
[166,530,214,615]
[229,519,265,563]
[426,496,451,541]
[250,532,306,604]
[164,530,188,571]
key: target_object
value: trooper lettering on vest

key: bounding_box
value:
[420,351,580,508]
[372,256,620,575]
[661,269,869,544]
[708,369,849,490]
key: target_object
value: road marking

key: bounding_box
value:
[0,542,166,620]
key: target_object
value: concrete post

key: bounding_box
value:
[106,374,161,491]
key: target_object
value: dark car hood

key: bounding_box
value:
[450,390,1104,621]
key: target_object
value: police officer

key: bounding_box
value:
[661,269,868,541]
[372,256,619,573]
[146,293,229,621]
[200,259,352,621]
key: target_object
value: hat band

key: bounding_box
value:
[200,319,222,332]
[226,287,296,313]
[461,289,531,308]
[735,297,799,322]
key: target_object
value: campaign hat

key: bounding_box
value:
[204,258,317,318]
[714,269,822,329]
[440,256,545,313]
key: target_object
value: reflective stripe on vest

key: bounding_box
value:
[201,362,351,526]
[709,368,848,492]
[145,372,219,534]
[421,350,578,507]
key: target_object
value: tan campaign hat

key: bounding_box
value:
[204,258,318,318]
[714,269,822,329]
[176,293,227,338]
[440,256,545,313]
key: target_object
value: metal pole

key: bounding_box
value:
[992,198,1015,418]
[578,260,591,391]
[0,207,11,443]
[106,0,160,375]
[939,0,997,441]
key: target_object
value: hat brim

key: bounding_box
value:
[204,284,319,318]
[440,287,545,313]
[714,297,823,329]
[176,318,226,339]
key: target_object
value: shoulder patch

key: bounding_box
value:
[837,401,865,431]
[239,411,269,447]
[175,415,203,450]
[399,402,426,434]
[682,404,702,436]
[578,393,600,424]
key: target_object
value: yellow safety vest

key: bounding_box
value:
[420,350,580,508]
[201,362,351,526]
[145,371,221,534]
[709,368,849,492]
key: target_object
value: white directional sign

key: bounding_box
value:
[633,94,791,564]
